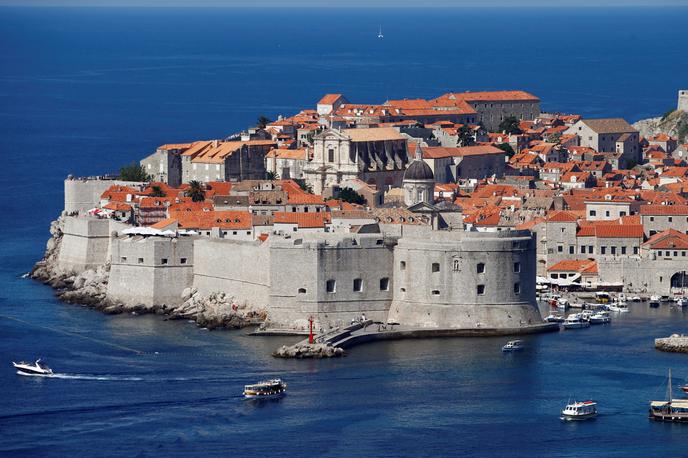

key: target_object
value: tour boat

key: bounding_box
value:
[563,313,590,329]
[502,340,525,352]
[561,400,598,421]
[12,359,53,376]
[589,311,611,324]
[545,314,565,323]
[243,379,287,399]
[649,370,688,423]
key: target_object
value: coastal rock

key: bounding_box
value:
[633,110,688,142]
[273,343,345,359]
[655,334,688,354]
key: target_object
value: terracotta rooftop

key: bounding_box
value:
[579,118,636,134]
[547,259,598,274]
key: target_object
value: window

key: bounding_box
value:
[161,258,168,265]
[400,287,406,293]
[138,258,144,264]
[620,211,627,217]
[328,148,335,162]
[477,263,485,274]
[589,210,597,217]
[121,256,127,262]
[621,246,626,255]
[298,288,306,294]
[180,257,187,264]
[453,259,460,271]
[605,211,610,217]
[669,217,673,223]
[400,261,406,271]
[633,247,638,255]
[432,263,440,273]
[551,273,559,279]
[588,245,594,254]
[601,246,606,255]
[432,290,440,296]
[514,262,520,273]
[580,246,586,254]
[557,245,563,253]
[611,246,616,255]
[353,278,363,292]
[477,284,485,295]
[326,279,336,293]
[569,246,574,255]
[650,216,654,222]
[379,278,389,291]
[675,251,679,257]
[514,283,520,294]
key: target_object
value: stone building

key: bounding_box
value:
[181,140,276,184]
[140,143,191,187]
[565,118,641,168]
[678,89,688,112]
[419,145,506,183]
[431,91,541,131]
[303,127,409,195]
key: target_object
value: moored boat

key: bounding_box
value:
[649,370,688,423]
[563,313,590,329]
[502,340,525,352]
[561,400,598,421]
[608,303,629,313]
[12,359,53,376]
[243,379,287,398]
[545,314,565,323]
[590,311,611,324]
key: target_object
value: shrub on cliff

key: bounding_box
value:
[119,162,151,182]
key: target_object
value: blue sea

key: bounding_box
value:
[1,6,688,457]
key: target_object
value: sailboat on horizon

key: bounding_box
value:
[377,25,384,39]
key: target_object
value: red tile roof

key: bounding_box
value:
[547,259,598,274]
[273,212,331,228]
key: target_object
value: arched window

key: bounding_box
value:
[298,288,307,294]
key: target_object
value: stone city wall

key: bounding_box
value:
[57,216,129,274]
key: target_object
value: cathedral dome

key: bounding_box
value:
[404,158,434,181]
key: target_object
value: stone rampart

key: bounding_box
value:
[56,216,129,274]
[64,178,142,214]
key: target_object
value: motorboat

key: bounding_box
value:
[561,400,598,421]
[243,379,287,399]
[649,370,688,423]
[674,297,688,308]
[617,293,626,302]
[556,298,569,310]
[589,311,611,324]
[502,340,525,352]
[649,297,661,308]
[631,296,642,302]
[608,303,629,313]
[595,292,611,304]
[12,359,53,376]
[682,384,688,394]
[545,314,565,323]
[563,313,590,329]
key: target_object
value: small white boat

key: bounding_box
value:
[630,296,642,302]
[563,313,590,329]
[561,400,598,421]
[12,359,53,376]
[502,340,525,352]
[589,311,611,324]
[674,297,688,307]
[243,379,287,399]
[545,314,565,323]
[377,25,384,39]
[608,303,629,313]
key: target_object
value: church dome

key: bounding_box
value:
[404,159,434,181]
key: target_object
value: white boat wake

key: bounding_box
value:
[17,371,143,381]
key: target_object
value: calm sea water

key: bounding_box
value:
[1,6,688,457]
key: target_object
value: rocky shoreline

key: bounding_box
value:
[30,216,265,330]
[655,334,688,354]
[273,343,345,359]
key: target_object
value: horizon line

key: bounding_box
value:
[1,4,687,8]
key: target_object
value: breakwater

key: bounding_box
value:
[655,334,688,354]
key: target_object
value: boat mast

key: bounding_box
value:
[667,368,672,403]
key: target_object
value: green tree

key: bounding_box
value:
[457,125,474,146]
[338,187,366,205]
[185,180,206,202]
[119,162,151,182]
[266,171,279,180]
[498,116,522,135]
[257,115,272,129]
[495,142,516,158]
[546,132,562,144]
[150,185,166,197]
[294,178,313,194]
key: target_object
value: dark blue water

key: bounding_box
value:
[1,6,688,456]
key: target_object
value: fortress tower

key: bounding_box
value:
[679,90,688,112]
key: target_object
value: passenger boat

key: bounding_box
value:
[590,311,611,324]
[12,359,53,376]
[502,340,525,352]
[243,379,287,398]
[563,313,590,329]
[561,400,598,421]
[545,314,565,323]
[649,370,688,423]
